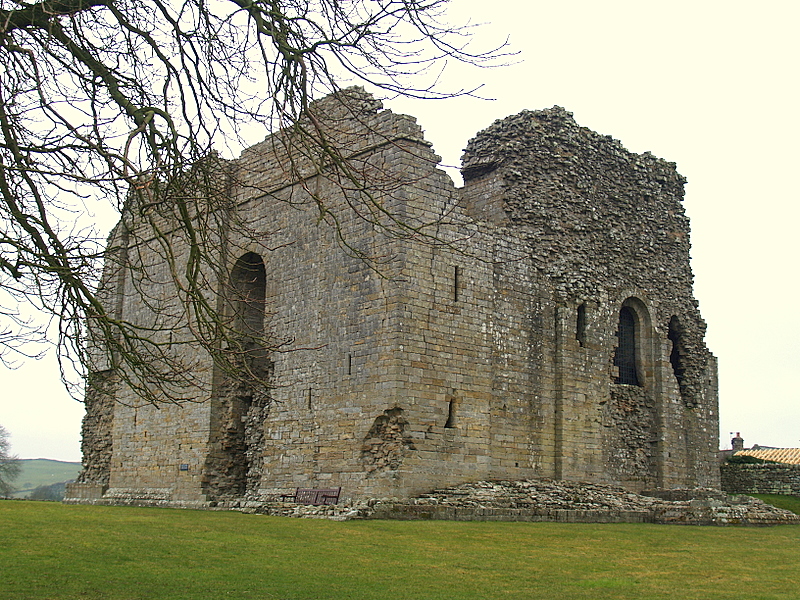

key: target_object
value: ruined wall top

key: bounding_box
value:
[460,106,695,305]
[233,87,436,207]
[461,106,686,205]
[459,105,714,410]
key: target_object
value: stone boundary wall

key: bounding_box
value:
[368,504,653,523]
[721,463,800,495]
[365,503,793,526]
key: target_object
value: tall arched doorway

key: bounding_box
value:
[205,252,272,499]
[604,298,658,489]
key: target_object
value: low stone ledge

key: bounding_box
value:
[366,503,653,523]
[103,487,173,501]
[358,480,799,526]
[63,486,206,509]
[62,478,800,525]
[63,482,107,501]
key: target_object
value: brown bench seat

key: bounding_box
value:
[280,487,341,505]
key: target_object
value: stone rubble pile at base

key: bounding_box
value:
[227,479,799,526]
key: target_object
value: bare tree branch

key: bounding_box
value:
[0,0,509,403]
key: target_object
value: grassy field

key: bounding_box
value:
[9,459,82,497]
[1,501,799,600]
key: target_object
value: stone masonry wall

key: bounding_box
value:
[75,370,115,486]
[460,107,719,490]
[222,90,479,500]
[460,108,713,408]
[721,463,800,495]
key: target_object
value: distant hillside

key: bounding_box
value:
[10,459,82,499]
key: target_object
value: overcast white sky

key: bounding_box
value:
[1,0,798,462]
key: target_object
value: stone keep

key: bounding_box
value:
[67,90,720,506]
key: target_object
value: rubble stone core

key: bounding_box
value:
[66,90,719,508]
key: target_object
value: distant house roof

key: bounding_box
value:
[735,448,800,464]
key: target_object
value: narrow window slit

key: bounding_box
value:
[668,316,687,395]
[445,391,457,428]
[576,303,587,347]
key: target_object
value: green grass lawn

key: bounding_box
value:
[2,500,799,600]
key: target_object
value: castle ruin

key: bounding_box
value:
[66,90,719,507]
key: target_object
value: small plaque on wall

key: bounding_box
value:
[179,464,189,471]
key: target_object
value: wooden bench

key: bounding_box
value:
[280,487,341,505]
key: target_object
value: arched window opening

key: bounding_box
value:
[614,306,640,385]
[576,303,587,347]
[229,252,271,379]
[205,252,271,501]
[230,252,266,341]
